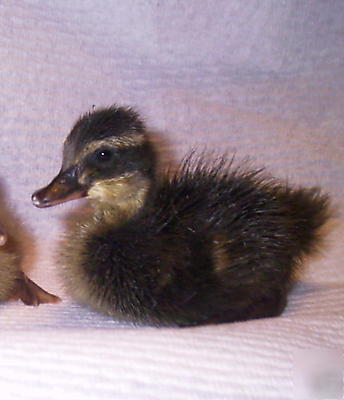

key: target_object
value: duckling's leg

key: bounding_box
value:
[11,273,61,306]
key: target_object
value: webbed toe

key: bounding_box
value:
[11,274,61,306]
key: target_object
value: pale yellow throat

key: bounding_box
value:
[87,173,150,223]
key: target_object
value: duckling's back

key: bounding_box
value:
[154,157,330,261]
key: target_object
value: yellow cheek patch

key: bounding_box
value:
[88,173,150,223]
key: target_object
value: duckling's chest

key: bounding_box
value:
[61,216,216,322]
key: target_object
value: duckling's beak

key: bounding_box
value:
[32,167,86,208]
[0,227,7,246]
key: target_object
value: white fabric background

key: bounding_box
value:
[0,1,343,399]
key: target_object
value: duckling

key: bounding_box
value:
[32,105,330,326]
[0,226,60,305]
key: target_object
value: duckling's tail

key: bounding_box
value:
[275,186,331,256]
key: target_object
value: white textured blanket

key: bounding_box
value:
[0,2,343,399]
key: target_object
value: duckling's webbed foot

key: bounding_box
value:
[11,274,61,306]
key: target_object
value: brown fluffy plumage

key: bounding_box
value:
[32,105,331,326]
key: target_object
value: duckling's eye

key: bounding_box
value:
[94,149,114,163]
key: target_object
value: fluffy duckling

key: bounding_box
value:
[0,226,60,305]
[32,106,330,326]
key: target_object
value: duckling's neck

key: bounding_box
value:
[88,173,152,226]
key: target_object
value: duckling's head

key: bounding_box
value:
[32,106,156,220]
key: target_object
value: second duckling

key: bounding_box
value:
[32,106,330,326]
[0,227,60,306]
